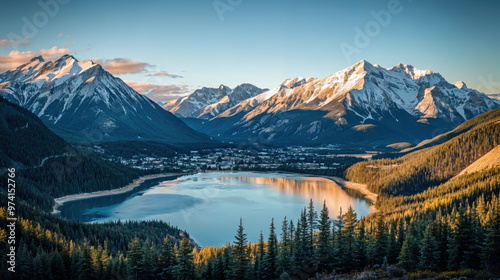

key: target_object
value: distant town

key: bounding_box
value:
[90,145,374,174]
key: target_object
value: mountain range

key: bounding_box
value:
[1,55,498,148]
[0,55,210,144]
[169,60,499,147]
[163,83,268,119]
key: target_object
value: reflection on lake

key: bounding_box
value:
[59,172,371,246]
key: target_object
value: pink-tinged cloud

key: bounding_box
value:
[147,71,184,78]
[124,80,190,102]
[1,37,31,47]
[0,39,20,47]
[0,46,70,73]
[93,58,150,75]
[57,33,63,38]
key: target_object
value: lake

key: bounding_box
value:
[59,172,372,247]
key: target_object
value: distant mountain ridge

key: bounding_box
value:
[163,83,268,119]
[0,55,211,143]
[174,60,499,147]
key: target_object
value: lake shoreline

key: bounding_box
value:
[52,170,378,216]
[51,172,189,215]
[322,175,378,213]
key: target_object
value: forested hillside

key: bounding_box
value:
[0,96,140,211]
[0,195,191,280]
[346,108,500,196]
[0,97,67,168]
[0,96,192,280]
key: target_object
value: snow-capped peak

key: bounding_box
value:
[454,81,467,89]
[28,56,98,87]
[0,54,210,143]
[390,63,435,80]
[30,56,45,62]
[58,54,77,62]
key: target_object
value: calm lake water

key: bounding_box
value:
[59,172,372,247]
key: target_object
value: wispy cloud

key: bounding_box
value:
[0,37,30,47]
[124,80,189,102]
[57,33,71,39]
[147,71,184,79]
[0,39,20,47]
[93,58,150,75]
[0,46,70,72]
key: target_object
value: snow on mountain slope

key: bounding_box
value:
[193,60,499,146]
[198,83,267,119]
[215,84,290,119]
[163,83,267,119]
[237,60,497,124]
[0,55,211,143]
[163,84,231,118]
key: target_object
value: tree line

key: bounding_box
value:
[3,195,498,280]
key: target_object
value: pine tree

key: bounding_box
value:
[126,238,144,279]
[372,213,387,265]
[288,220,295,257]
[435,221,449,271]
[100,241,111,280]
[202,260,214,280]
[333,207,345,271]
[262,219,278,280]
[177,236,195,280]
[447,208,473,271]
[78,245,94,280]
[50,251,67,280]
[222,246,232,280]
[316,200,332,273]
[294,211,308,264]
[70,250,81,279]
[398,222,420,271]
[33,250,50,280]
[255,231,265,279]
[214,254,226,280]
[277,216,291,274]
[245,263,257,280]
[231,218,249,280]
[343,205,358,271]
[142,240,159,280]
[467,209,483,270]
[17,242,34,280]
[356,219,368,269]
[91,245,104,279]
[159,236,176,280]
[257,231,265,261]
[482,202,500,273]
[306,199,317,256]
[419,223,439,271]
[387,226,399,264]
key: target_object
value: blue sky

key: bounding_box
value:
[1,0,499,101]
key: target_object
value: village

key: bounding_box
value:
[97,146,369,173]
